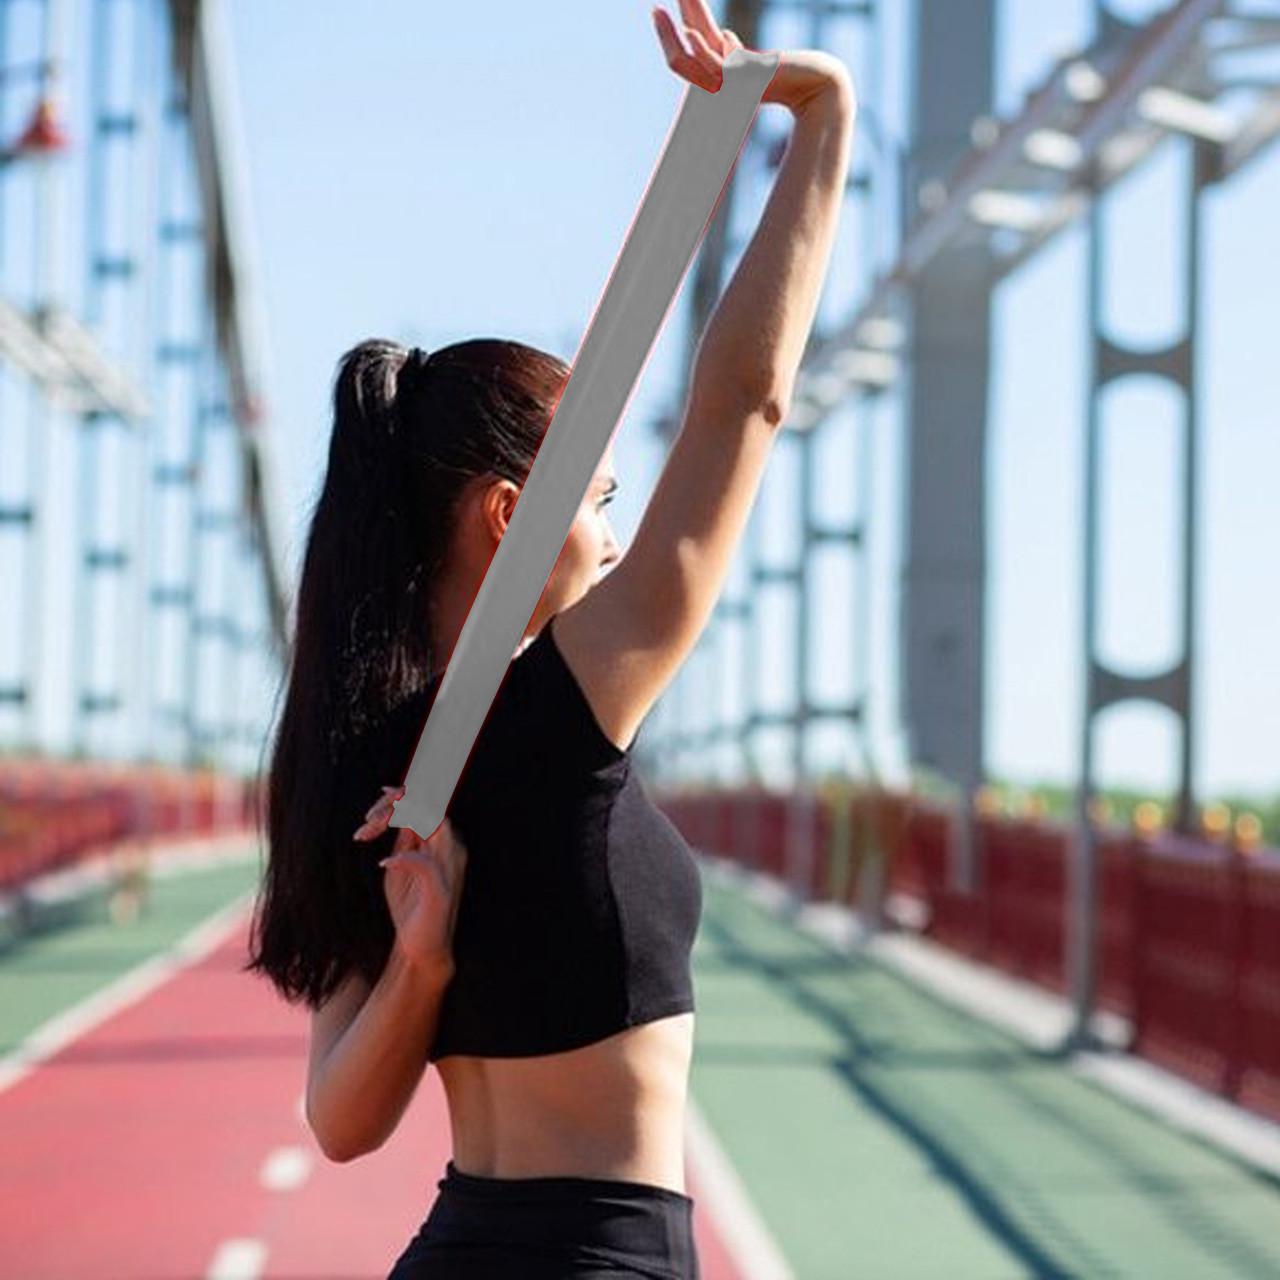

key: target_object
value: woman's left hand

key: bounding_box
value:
[354,784,468,975]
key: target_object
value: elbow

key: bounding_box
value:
[307,1102,369,1165]
[309,1120,352,1164]
[318,1135,356,1164]
[315,1130,368,1165]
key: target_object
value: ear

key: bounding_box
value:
[479,476,521,542]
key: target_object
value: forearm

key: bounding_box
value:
[307,943,453,1162]
[690,84,855,417]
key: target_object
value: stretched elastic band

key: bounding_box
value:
[392,48,780,840]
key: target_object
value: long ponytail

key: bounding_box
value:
[245,336,569,1008]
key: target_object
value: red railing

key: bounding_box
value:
[0,758,262,892]
[657,784,1280,1126]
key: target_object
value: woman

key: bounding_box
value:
[246,4,854,1276]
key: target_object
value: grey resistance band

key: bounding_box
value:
[392,46,780,840]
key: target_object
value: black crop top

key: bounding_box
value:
[346,617,702,1060]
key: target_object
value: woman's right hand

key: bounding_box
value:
[354,784,468,976]
[651,0,854,116]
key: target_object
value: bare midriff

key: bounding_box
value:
[435,1011,695,1195]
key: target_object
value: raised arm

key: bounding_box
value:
[553,16,855,750]
[687,55,856,416]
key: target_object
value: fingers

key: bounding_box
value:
[391,825,422,854]
[381,817,468,864]
[380,821,469,904]
[652,7,687,62]
[675,0,725,55]
[353,784,406,841]
[652,6,723,92]
[353,816,385,841]
[683,27,724,87]
[369,784,405,818]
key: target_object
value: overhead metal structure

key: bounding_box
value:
[70,0,154,760]
[167,0,290,659]
[1,0,287,783]
[0,295,149,417]
[786,0,1280,416]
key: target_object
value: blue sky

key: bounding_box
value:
[222,0,1278,799]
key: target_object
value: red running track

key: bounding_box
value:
[0,905,745,1279]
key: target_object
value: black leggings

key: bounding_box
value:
[386,1159,701,1279]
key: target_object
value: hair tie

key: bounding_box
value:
[391,345,437,445]
[398,344,439,401]
[378,349,427,463]
[401,345,429,383]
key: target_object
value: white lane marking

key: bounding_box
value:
[205,1237,267,1280]
[0,886,257,1097]
[259,1145,313,1191]
[685,1091,796,1280]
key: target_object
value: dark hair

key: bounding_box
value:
[243,337,570,1010]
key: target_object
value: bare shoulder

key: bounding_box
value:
[552,384,780,757]
[549,578,682,756]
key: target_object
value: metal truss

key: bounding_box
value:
[166,0,290,659]
[0,0,282,779]
[785,0,1280,427]
[0,296,149,417]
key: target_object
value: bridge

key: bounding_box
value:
[1,1,1278,1276]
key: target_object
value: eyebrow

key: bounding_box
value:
[598,477,619,495]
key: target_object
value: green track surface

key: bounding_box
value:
[689,874,1280,1280]
[5,849,1280,1278]
[0,848,262,1054]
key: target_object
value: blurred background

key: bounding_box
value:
[1,1,1278,1277]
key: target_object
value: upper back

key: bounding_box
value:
[369,618,703,1063]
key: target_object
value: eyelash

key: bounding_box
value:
[598,494,616,509]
